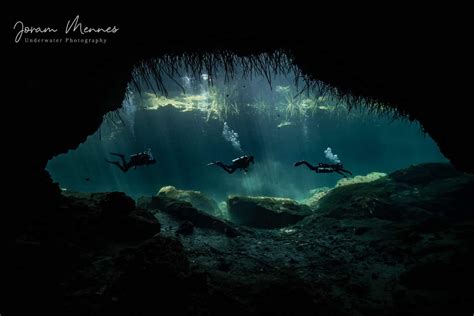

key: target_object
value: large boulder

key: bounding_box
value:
[157,186,221,217]
[124,208,162,240]
[143,195,240,237]
[316,163,474,221]
[227,196,312,229]
[302,173,387,210]
[61,191,160,241]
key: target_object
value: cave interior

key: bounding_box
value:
[7,12,473,315]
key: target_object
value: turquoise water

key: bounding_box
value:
[47,69,446,202]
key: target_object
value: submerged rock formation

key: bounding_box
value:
[227,196,312,228]
[156,186,221,217]
[316,163,474,221]
[302,187,332,209]
[141,195,240,237]
[303,172,387,210]
[9,191,165,314]
[63,235,195,315]
[335,172,387,187]
[60,191,161,240]
[9,163,474,315]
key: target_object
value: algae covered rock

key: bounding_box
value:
[335,172,387,187]
[315,163,474,221]
[303,173,387,210]
[302,187,332,209]
[157,186,221,217]
[227,196,312,228]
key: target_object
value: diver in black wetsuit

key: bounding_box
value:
[294,161,353,178]
[208,155,255,174]
[106,148,156,173]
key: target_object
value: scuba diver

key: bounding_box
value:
[294,161,353,178]
[208,155,255,174]
[105,148,156,173]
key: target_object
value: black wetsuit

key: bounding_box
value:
[295,161,352,177]
[210,155,254,174]
[106,152,156,173]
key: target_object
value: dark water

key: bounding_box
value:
[47,70,446,202]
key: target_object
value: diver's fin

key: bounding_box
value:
[208,161,223,166]
[110,152,125,158]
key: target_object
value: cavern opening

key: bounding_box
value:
[12,29,474,313]
[46,53,446,206]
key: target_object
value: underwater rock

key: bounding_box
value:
[136,196,153,209]
[327,196,400,220]
[97,192,136,217]
[302,187,332,209]
[249,278,322,315]
[315,163,474,221]
[218,201,229,219]
[61,192,160,240]
[400,260,459,290]
[157,186,221,217]
[335,172,387,187]
[302,172,387,210]
[354,227,372,235]
[217,258,232,272]
[126,209,161,239]
[389,163,465,186]
[371,272,379,280]
[227,196,312,229]
[302,173,386,210]
[345,282,369,297]
[75,235,196,314]
[145,196,240,237]
[64,191,136,218]
[176,220,195,235]
[15,164,474,315]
